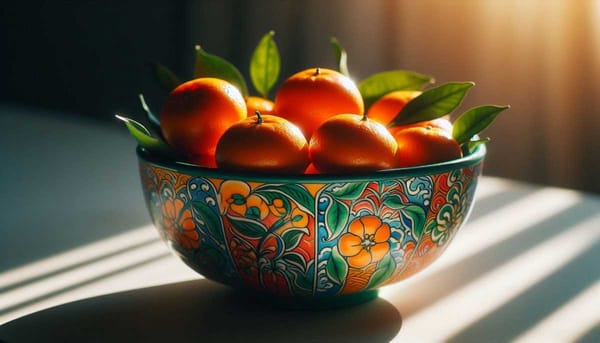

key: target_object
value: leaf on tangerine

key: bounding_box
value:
[250,30,280,99]
[359,70,434,110]
[389,82,475,127]
[114,114,174,157]
[194,45,249,97]
[330,37,350,77]
[452,105,510,145]
[151,62,181,92]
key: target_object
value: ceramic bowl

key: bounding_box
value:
[137,145,485,306]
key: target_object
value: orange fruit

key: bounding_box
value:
[215,113,310,173]
[367,90,422,126]
[273,67,364,139]
[304,163,319,174]
[309,114,398,173]
[160,78,247,158]
[393,126,463,168]
[246,96,274,115]
[389,117,453,136]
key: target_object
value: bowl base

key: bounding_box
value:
[242,289,379,310]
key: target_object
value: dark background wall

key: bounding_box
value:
[2,0,599,193]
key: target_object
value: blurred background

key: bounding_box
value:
[2,0,599,193]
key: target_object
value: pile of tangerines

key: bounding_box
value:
[119,32,508,174]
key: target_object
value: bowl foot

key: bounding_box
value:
[242,289,380,310]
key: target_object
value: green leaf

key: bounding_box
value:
[194,45,249,97]
[366,254,396,289]
[227,215,267,239]
[330,182,367,200]
[192,200,225,243]
[250,31,280,99]
[402,205,426,238]
[389,82,475,127]
[282,252,308,273]
[359,70,434,109]
[282,227,309,249]
[326,246,348,285]
[325,198,349,240]
[114,114,173,155]
[452,105,510,145]
[254,184,315,213]
[138,94,161,134]
[152,62,181,92]
[383,196,426,237]
[330,37,349,77]
[465,137,491,154]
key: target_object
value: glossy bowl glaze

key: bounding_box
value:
[137,145,485,306]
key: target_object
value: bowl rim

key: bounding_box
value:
[136,144,486,183]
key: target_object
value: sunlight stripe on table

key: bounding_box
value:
[394,214,600,342]
[472,177,518,200]
[0,225,159,290]
[512,279,600,343]
[0,240,169,316]
[0,255,199,325]
[428,188,581,270]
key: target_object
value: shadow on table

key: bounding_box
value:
[0,279,402,343]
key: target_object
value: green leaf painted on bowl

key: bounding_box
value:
[282,227,309,250]
[115,115,172,156]
[194,45,249,97]
[330,182,367,200]
[452,105,510,145]
[192,200,225,244]
[283,251,308,273]
[402,205,427,238]
[383,195,426,238]
[250,31,280,99]
[330,37,350,77]
[465,137,491,154]
[359,70,434,110]
[138,94,161,134]
[326,246,348,285]
[152,62,181,92]
[366,253,396,289]
[389,82,475,127]
[326,198,349,240]
[254,184,315,213]
[228,215,267,239]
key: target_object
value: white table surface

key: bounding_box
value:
[0,105,599,342]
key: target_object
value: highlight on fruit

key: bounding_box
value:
[117,30,510,174]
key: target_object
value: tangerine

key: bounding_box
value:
[393,126,462,168]
[160,78,247,158]
[389,117,453,136]
[309,114,398,173]
[246,96,275,115]
[367,90,422,126]
[273,67,364,139]
[215,112,310,173]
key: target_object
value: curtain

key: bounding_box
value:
[187,0,600,192]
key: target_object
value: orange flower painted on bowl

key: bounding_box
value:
[218,180,269,220]
[338,215,391,268]
[161,197,199,249]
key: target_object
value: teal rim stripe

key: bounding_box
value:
[136,144,486,183]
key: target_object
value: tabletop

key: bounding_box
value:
[0,105,599,342]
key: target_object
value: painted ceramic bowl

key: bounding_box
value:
[137,145,485,306]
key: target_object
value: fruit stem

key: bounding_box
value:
[315,67,321,76]
[255,110,263,124]
[362,112,368,121]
